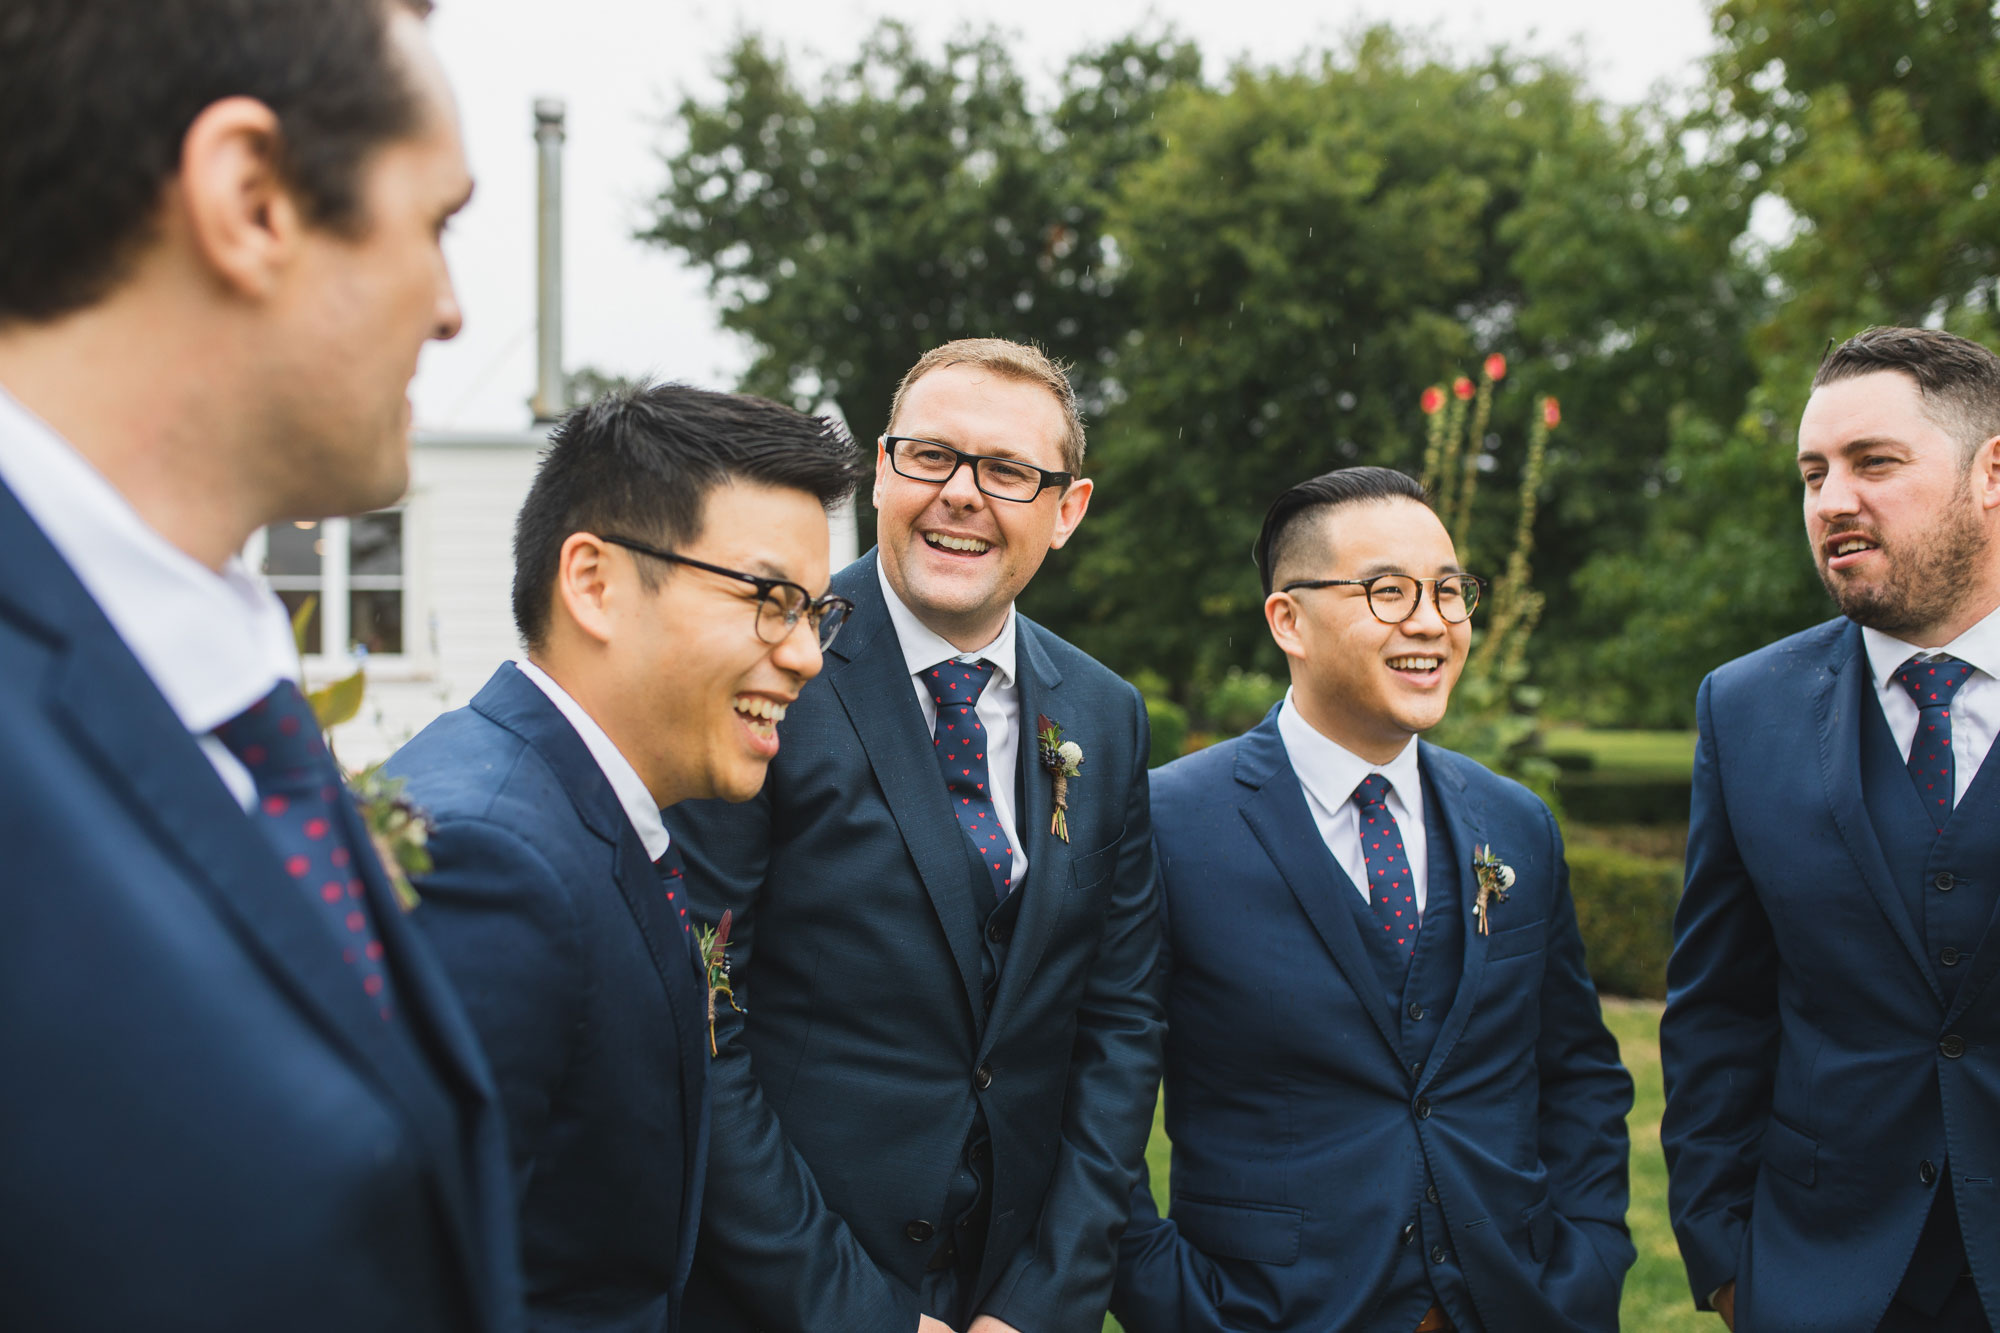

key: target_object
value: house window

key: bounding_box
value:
[258,511,405,658]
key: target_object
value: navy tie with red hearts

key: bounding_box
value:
[1352,773,1417,960]
[929,658,1013,900]
[1893,652,1976,831]
[213,680,399,1019]
[656,841,692,942]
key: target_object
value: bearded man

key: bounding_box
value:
[1663,326,2000,1333]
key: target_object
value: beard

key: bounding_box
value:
[1817,483,1990,637]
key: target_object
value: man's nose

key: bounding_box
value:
[939,459,986,508]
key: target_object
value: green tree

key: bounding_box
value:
[1580,0,2000,724]
[1032,29,1753,709]
[641,22,1201,438]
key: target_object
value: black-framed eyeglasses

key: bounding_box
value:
[884,436,1072,503]
[1280,573,1485,625]
[601,535,854,650]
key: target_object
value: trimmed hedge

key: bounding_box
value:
[1567,841,1681,1000]
[1558,776,1693,826]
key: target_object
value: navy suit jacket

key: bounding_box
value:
[1114,712,1634,1333]
[1662,617,2000,1330]
[387,664,710,1333]
[0,479,519,1331]
[665,550,1165,1333]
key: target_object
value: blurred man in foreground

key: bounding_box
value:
[0,2,517,1329]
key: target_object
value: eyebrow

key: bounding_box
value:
[1797,435,1913,465]
[897,434,1040,466]
[1350,559,1468,578]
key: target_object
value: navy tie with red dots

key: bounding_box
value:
[213,681,398,1019]
[656,842,692,941]
[929,658,1013,900]
[1893,653,1976,831]
[1351,773,1418,960]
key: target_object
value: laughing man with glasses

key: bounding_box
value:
[1113,466,1633,1333]
[383,383,859,1333]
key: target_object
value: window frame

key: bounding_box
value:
[247,506,427,677]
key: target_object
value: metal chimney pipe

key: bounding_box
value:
[529,97,567,423]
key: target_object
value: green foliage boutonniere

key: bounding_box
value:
[1036,714,1084,843]
[1472,844,1515,936]
[696,909,744,1056]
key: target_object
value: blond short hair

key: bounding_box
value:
[885,338,1087,476]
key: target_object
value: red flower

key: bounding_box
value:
[1452,375,1474,400]
[1484,353,1507,382]
[1542,396,1561,427]
[1420,385,1444,415]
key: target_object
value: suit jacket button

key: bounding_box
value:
[1430,1245,1448,1264]
[1408,1002,1427,1020]
[1942,947,1962,967]
[1941,1035,1967,1059]
[975,1064,994,1090]
[1415,1096,1432,1120]
[905,1220,935,1243]
[1400,1222,1417,1246]
[1426,1185,1441,1205]
[1921,1160,1939,1186]
[1935,872,1957,892]
[987,919,1010,944]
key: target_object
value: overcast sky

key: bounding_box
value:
[412,0,1716,433]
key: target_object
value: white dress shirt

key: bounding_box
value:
[877,559,1028,887]
[0,385,296,810]
[1277,690,1430,917]
[1863,604,2000,806]
[516,658,671,861]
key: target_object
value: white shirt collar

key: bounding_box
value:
[514,658,671,861]
[875,555,1018,685]
[0,384,295,735]
[1277,688,1422,813]
[1862,601,2000,692]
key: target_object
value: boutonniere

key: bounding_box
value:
[1037,714,1085,843]
[696,909,745,1055]
[1472,844,1515,936]
[349,762,431,912]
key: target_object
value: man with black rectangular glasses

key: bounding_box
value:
[668,338,1165,1333]
[384,383,858,1333]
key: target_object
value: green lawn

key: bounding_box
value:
[1107,1000,1708,1332]
[1543,729,1698,781]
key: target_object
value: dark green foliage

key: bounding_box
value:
[1567,841,1681,1000]
[1126,671,1189,767]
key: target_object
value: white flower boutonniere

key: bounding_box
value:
[1036,715,1084,843]
[1472,844,1515,936]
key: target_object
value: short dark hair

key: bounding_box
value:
[0,0,435,323]
[1253,466,1432,596]
[512,383,863,650]
[1813,327,2000,462]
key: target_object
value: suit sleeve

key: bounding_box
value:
[1532,805,1637,1327]
[979,684,1168,1333]
[1110,839,1234,1333]
[1658,673,1781,1308]
[409,817,586,1190]
[671,784,923,1333]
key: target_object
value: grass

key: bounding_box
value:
[1106,1000,1706,1332]
[1543,729,1698,781]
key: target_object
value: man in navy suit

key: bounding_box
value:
[1113,467,1634,1333]
[0,3,519,1330]
[666,339,1165,1333]
[386,385,859,1333]
[1662,327,2000,1332]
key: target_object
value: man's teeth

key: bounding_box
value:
[1833,538,1876,556]
[1388,656,1442,672]
[733,697,787,725]
[926,533,991,554]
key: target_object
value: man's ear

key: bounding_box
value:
[176,96,302,300]
[1047,477,1093,550]
[554,532,618,646]
[1975,433,2000,514]
[1265,590,1307,663]
[871,438,892,511]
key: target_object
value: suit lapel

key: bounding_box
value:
[984,626,1069,1042]
[823,558,987,1019]
[1234,717,1402,1059]
[1412,745,1486,1090]
[1810,625,1941,1001]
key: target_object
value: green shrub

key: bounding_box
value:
[1567,841,1681,1000]
[1559,776,1693,826]
[1201,668,1286,736]
[1127,671,1190,768]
